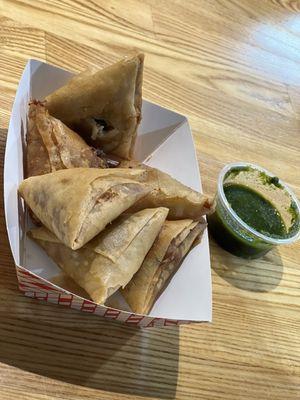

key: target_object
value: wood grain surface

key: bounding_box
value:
[0,1,300,399]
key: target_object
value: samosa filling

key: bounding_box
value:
[91,117,120,147]
[94,118,114,133]
[144,224,203,311]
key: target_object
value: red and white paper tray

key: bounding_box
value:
[4,60,212,328]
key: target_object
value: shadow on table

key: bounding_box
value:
[210,236,283,292]
[0,132,179,400]
[0,301,179,399]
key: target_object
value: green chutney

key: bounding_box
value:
[208,184,287,259]
[208,164,300,259]
[224,185,286,237]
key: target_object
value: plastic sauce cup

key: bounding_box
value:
[208,162,300,259]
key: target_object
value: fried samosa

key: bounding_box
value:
[50,273,90,299]
[130,167,212,219]
[27,101,105,178]
[118,161,212,219]
[102,160,212,218]
[51,272,131,311]
[45,54,144,159]
[99,164,212,219]
[19,168,150,250]
[30,208,168,304]
[122,219,206,314]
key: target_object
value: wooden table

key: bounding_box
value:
[0,1,299,399]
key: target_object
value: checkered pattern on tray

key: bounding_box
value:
[16,266,191,327]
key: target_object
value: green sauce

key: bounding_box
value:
[224,184,286,237]
[208,184,288,259]
[208,209,273,258]
[208,166,300,259]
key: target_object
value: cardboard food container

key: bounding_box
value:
[4,60,212,328]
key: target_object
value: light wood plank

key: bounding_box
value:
[0,1,299,399]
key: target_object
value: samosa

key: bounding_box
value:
[45,54,144,159]
[122,218,206,314]
[19,168,150,250]
[27,101,105,178]
[30,208,168,304]
[130,166,212,219]
[50,273,89,299]
[119,161,212,219]
[50,273,131,311]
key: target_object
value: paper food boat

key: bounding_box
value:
[4,60,212,328]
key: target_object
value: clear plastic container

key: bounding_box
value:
[208,162,300,259]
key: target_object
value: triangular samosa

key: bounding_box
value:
[131,167,212,219]
[122,218,206,314]
[30,208,168,304]
[19,168,150,250]
[27,101,105,178]
[45,54,144,159]
[119,161,212,219]
[50,273,89,299]
[50,272,132,311]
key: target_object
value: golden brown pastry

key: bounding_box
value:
[118,161,212,219]
[101,163,212,219]
[45,54,144,159]
[26,101,105,178]
[19,168,150,250]
[50,273,90,299]
[27,102,51,177]
[30,208,169,304]
[131,167,212,219]
[50,272,131,311]
[122,219,206,314]
[106,160,212,218]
